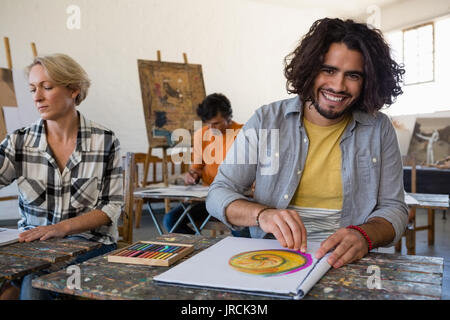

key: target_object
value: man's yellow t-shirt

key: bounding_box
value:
[290,115,351,210]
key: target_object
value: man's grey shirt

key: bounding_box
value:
[206,96,408,246]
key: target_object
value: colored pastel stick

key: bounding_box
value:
[167,246,180,253]
[155,252,168,259]
[154,251,169,259]
[135,244,146,250]
[142,244,157,251]
[145,251,161,259]
[128,243,143,250]
[157,245,168,253]
[145,251,158,258]
[159,253,172,260]
[115,250,125,256]
[151,245,164,252]
[134,251,147,258]
[136,249,155,258]
[141,243,155,251]
[118,250,132,256]
[139,251,154,258]
[171,247,185,254]
[160,251,172,258]
[122,250,133,257]
[170,247,187,257]
[130,250,145,257]
[153,252,166,259]
[163,253,174,259]
[126,250,140,257]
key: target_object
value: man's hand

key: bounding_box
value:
[183,170,200,185]
[258,208,307,252]
[315,227,369,268]
[18,224,69,242]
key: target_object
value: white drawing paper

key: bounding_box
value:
[135,185,209,198]
[154,237,331,299]
[0,227,20,246]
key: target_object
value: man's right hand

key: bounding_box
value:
[183,170,200,185]
[258,208,307,252]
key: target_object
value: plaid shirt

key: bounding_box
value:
[0,112,123,245]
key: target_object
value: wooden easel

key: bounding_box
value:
[0,38,38,141]
[0,37,14,141]
[31,42,38,58]
[141,50,191,213]
[0,37,16,201]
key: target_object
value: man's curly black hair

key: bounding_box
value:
[284,18,405,114]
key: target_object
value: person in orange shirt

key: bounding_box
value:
[163,93,246,235]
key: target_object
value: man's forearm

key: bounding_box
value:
[359,217,396,249]
[226,199,267,227]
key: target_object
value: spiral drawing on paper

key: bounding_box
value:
[229,249,313,277]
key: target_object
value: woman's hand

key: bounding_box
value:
[18,223,69,242]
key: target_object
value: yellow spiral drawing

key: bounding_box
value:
[229,249,312,276]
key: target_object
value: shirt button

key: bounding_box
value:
[284,194,289,200]
[275,152,279,157]
[303,138,307,143]
[297,170,302,175]
[372,157,377,163]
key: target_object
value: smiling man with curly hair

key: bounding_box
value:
[207,18,408,269]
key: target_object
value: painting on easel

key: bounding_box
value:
[407,117,450,166]
[138,58,206,148]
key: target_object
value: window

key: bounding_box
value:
[402,22,435,85]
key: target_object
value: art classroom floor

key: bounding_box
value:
[1,205,448,300]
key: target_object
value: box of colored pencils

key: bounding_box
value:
[107,241,194,266]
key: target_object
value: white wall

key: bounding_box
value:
[0,0,333,155]
[378,0,450,32]
[0,0,336,221]
[2,0,447,221]
[355,1,450,154]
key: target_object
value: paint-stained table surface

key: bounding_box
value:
[32,234,444,300]
[0,238,101,282]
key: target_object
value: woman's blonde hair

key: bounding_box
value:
[27,53,91,105]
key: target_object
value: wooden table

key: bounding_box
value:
[32,234,444,300]
[0,238,101,283]
[399,193,449,255]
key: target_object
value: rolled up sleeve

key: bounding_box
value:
[0,134,17,188]
[366,117,408,246]
[95,136,123,225]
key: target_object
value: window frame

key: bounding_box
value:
[402,22,435,86]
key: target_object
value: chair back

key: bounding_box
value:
[118,152,135,244]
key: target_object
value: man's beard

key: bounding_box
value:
[312,100,351,120]
[311,89,358,120]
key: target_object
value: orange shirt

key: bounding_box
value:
[191,121,243,186]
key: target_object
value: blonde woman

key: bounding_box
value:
[0,54,123,299]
